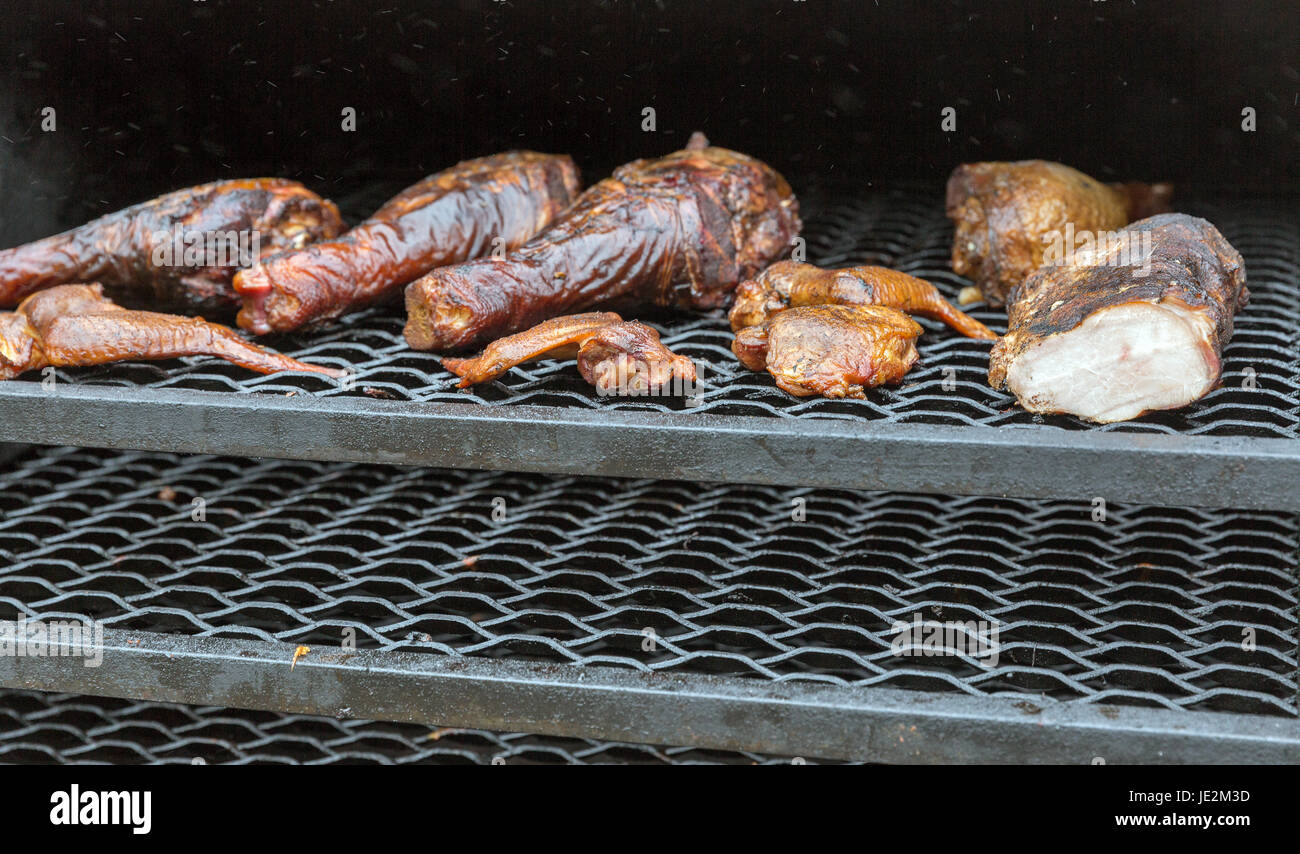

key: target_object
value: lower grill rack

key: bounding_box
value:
[0,690,806,765]
[0,444,1297,762]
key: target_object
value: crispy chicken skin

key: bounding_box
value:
[988,213,1247,423]
[441,312,623,386]
[729,260,995,339]
[0,284,342,380]
[946,160,1172,305]
[235,152,580,334]
[0,179,344,315]
[576,321,697,395]
[732,304,922,398]
[404,133,801,351]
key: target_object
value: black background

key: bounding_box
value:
[2,0,1298,245]
[7,767,1289,836]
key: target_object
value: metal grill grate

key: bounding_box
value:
[13,185,1299,439]
[2,444,1296,719]
[0,689,806,765]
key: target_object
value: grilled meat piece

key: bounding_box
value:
[728,260,995,339]
[0,283,341,380]
[236,152,580,334]
[988,213,1247,423]
[0,179,344,315]
[404,133,800,351]
[732,304,922,398]
[576,320,697,395]
[946,160,1172,306]
[442,312,695,395]
[441,312,623,387]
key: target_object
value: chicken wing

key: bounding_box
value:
[441,312,623,387]
[404,133,800,351]
[0,179,344,315]
[0,284,341,380]
[732,305,922,398]
[946,160,1171,306]
[235,152,580,334]
[576,321,697,396]
[988,213,1247,423]
[728,260,995,338]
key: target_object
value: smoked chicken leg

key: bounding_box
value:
[442,312,695,395]
[728,260,995,338]
[732,305,922,398]
[946,160,1171,306]
[404,133,800,351]
[0,284,342,380]
[576,321,697,396]
[441,312,623,386]
[235,152,580,334]
[0,179,344,315]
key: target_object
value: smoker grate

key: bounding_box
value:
[1,444,1296,723]
[0,689,808,765]
[11,184,1299,439]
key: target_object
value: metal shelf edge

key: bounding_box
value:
[2,383,1297,510]
[0,628,1296,764]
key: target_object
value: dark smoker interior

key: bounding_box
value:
[3,0,1298,245]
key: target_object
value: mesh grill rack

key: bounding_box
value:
[0,444,1297,762]
[1,184,1297,511]
[0,690,811,765]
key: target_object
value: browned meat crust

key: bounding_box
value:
[988,213,1247,418]
[404,133,801,351]
[0,179,344,315]
[0,284,342,380]
[732,304,922,398]
[235,152,580,334]
[576,321,697,395]
[441,311,623,386]
[728,260,995,338]
[946,160,1171,305]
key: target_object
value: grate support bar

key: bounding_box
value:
[3,382,1300,511]
[2,628,1298,763]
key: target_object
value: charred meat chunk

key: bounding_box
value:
[988,213,1247,423]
